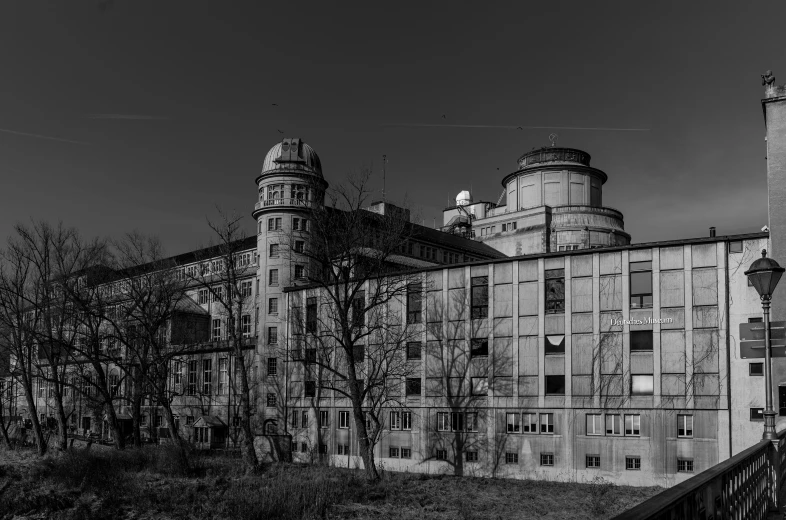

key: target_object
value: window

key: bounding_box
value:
[198,289,209,305]
[437,412,449,431]
[631,375,654,395]
[241,314,251,337]
[586,455,600,469]
[606,414,622,435]
[269,244,280,257]
[240,280,252,298]
[187,360,198,395]
[540,413,554,434]
[337,444,350,455]
[267,358,277,376]
[267,326,278,345]
[339,411,350,429]
[522,413,537,433]
[586,414,602,436]
[545,335,565,355]
[470,338,488,357]
[624,414,640,436]
[390,411,402,430]
[749,317,763,323]
[451,412,464,432]
[269,298,278,314]
[266,393,276,407]
[465,412,478,432]
[506,413,520,433]
[305,348,317,364]
[401,448,412,459]
[294,265,305,279]
[729,241,743,253]
[471,377,488,396]
[306,297,317,333]
[677,414,693,437]
[540,453,554,466]
[751,408,764,421]
[750,363,764,376]
[406,342,421,360]
[626,456,641,470]
[677,459,694,473]
[470,276,489,318]
[301,411,308,428]
[402,411,412,430]
[389,447,400,458]
[269,269,279,286]
[319,410,329,428]
[203,359,212,395]
[406,283,422,324]
[352,291,365,328]
[294,240,305,253]
[505,452,519,464]
[436,449,447,460]
[218,358,228,395]
[545,375,565,395]
[305,381,316,397]
[319,444,328,454]
[406,378,421,396]
[301,442,308,453]
[466,451,478,462]
[630,331,653,351]
[630,261,653,309]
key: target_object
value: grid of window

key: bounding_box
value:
[240,280,252,298]
[505,452,519,464]
[678,415,693,437]
[198,289,209,304]
[406,283,422,324]
[626,457,641,470]
[466,451,478,462]
[269,244,280,257]
[339,411,350,429]
[294,240,305,253]
[211,318,222,340]
[390,411,402,430]
[401,448,412,459]
[436,449,447,460]
[267,357,277,376]
[241,314,252,336]
[337,444,350,455]
[294,265,305,279]
[389,447,400,458]
[269,298,278,314]
[268,326,277,345]
[266,393,276,407]
[545,269,565,313]
[586,455,600,468]
[187,360,198,396]
[630,261,653,309]
[470,276,489,318]
[269,269,279,286]
[677,459,694,473]
[202,359,212,395]
[540,453,554,466]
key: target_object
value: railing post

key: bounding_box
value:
[769,437,784,515]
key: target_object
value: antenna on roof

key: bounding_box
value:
[382,155,387,203]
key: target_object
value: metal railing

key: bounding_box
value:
[254,198,313,210]
[614,430,786,519]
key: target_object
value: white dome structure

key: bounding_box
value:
[456,190,472,206]
[260,138,323,178]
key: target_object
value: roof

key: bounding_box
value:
[260,138,322,179]
[173,295,210,316]
[194,415,226,428]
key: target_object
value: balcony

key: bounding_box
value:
[254,199,313,212]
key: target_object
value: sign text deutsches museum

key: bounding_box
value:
[610,317,674,326]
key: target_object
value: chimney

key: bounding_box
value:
[709,227,716,238]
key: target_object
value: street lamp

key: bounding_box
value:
[745,249,786,440]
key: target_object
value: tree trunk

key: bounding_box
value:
[22,380,46,455]
[131,385,143,448]
[0,415,11,449]
[54,390,68,451]
[236,353,258,472]
[350,395,379,481]
[104,400,126,450]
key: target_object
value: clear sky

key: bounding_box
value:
[0,1,781,257]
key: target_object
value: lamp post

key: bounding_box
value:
[745,249,786,440]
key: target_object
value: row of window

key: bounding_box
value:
[265,217,311,232]
[478,222,517,237]
[206,316,253,341]
[197,281,253,305]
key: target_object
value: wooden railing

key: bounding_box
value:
[614,431,786,519]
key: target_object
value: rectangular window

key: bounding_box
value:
[305,381,316,397]
[750,363,764,376]
[241,314,251,337]
[267,357,277,376]
[545,269,565,313]
[301,442,308,452]
[505,452,519,464]
[624,414,640,436]
[198,289,209,305]
[586,455,600,469]
[540,413,554,434]
[678,414,694,437]
[437,412,449,432]
[471,377,488,396]
[266,393,276,407]
[187,360,198,395]
[606,414,622,435]
[352,291,365,328]
[389,447,400,458]
[470,276,489,318]
[240,280,252,298]
[202,359,212,395]
[268,218,275,231]
[540,453,554,466]
[586,414,603,436]
[545,334,565,354]
[269,244,280,257]
[729,240,743,253]
[406,283,422,324]
[545,375,565,395]
[306,297,317,333]
[436,449,447,460]
[269,269,279,286]
[506,412,520,433]
[294,240,304,253]
[294,265,305,279]
[470,338,489,357]
[401,448,412,459]
[402,411,412,430]
[292,217,300,231]
[522,413,538,433]
[268,326,278,345]
[630,330,653,351]
[406,342,421,360]
[451,412,464,432]
[319,444,327,454]
[319,410,328,428]
[301,411,308,428]
[406,378,421,396]
[677,459,694,473]
[337,444,350,455]
[626,456,641,470]
[269,298,278,314]
[339,411,350,429]
[390,411,401,430]
[631,375,654,395]
[630,261,653,309]
[218,357,228,395]
[466,451,478,462]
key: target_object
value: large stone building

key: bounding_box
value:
[5,81,786,488]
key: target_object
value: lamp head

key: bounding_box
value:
[744,249,786,299]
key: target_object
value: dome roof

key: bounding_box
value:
[260,138,322,178]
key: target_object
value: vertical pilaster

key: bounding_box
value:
[652,249,662,407]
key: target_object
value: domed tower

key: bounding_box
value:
[252,138,327,415]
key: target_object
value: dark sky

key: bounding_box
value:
[0,1,781,257]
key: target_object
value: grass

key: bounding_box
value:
[0,446,661,519]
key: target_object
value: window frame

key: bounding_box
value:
[544,269,565,314]
[506,412,520,433]
[750,363,764,376]
[522,412,538,433]
[505,452,519,464]
[630,330,654,352]
[629,261,653,309]
[606,414,622,436]
[624,414,641,436]
[625,456,641,471]
[470,276,489,319]
[406,342,422,360]
[586,414,602,436]
[339,410,350,429]
[677,459,694,473]
[631,374,654,395]
[406,283,423,324]
[677,414,694,438]
[586,455,600,469]
[540,453,554,466]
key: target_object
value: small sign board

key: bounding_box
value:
[740,321,786,359]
